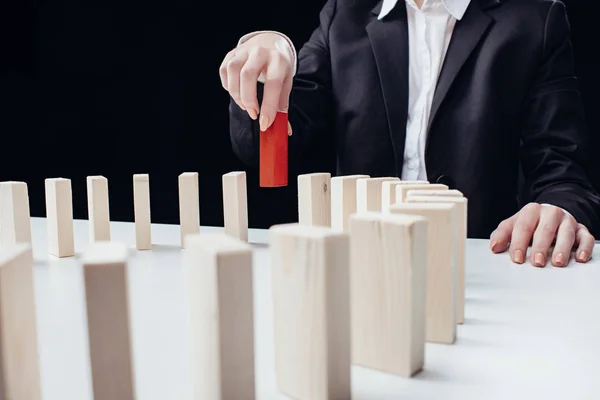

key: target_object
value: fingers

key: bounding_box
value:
[530,206,564,267]
[225,51,249,110]
[508,203,541,264]
[240,47,270,120]
[219,49,236,89]
[489,215,516,253]
[260,51,289,131]
[574,224,595,263]
[549,216,577,267]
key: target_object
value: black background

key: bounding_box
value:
[1,0,598,229]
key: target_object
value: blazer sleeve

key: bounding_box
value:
[520,0,600,234]
[228,0,337,167]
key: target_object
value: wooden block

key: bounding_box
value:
[184,233,255,400]
[298,173,331,227]
[330,174,369,233]
[260,111,288,187]
[407,196,468,324]
[178,172,200,247]
[133,174,152,250]
[395,183,448,203]
[349,212,428,378]
[389,203,457,344]
[356,177,400,213]
[0,244,42,400]
[406,189,463,198]
[269,223,350,400]
[381,180,428,213]
[45,178,75,257]
[82,242,135,400]
[222,172,249,242]
[86,176,111,243]
[0,181,32,248]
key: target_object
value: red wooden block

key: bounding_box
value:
[260,112,288,187]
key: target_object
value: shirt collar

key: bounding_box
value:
[378,0,471,20]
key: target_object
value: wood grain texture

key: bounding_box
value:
[184,233,255,400]
[0,244,41,400]
[298,173,331,227]
[381,180,428,213]
[0,181,32,248]
[178,172,200,248]
[260,112,288,187]
[390,203,458,344]
[356,177,400,213]
[133,174,152,250]
[86,176,111,243]
[269,223,351,400]
[222,172,249,242]
[407,196,468,324]
[82,242,135,400]
[350,212,428,378]
[331,175,369,233]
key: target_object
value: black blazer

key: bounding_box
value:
[229,0,600,238]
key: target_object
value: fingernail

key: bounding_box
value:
[287,121,293,136]
[578,251,589,262]
[554,252,566,267]
[490,241,498,252]
[259,114,270,131]
[513,249,524,264]
[248,108,258,120]
[533,252,545,267]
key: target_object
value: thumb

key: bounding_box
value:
[490,214,516,253]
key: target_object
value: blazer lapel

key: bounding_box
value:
[428,0,495,132]
[366,1,409,177]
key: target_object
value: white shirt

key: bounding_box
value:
[379,0,470,180]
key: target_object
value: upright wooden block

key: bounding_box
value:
[395,183,448,203]
[0,244,41,400]
[133,174,152,250]
[0,181,32,248]
[389,203,457,344]
[356,177,399,213]
[349,213,428,378]
[330,174,369,232]
[407,196,468,324]
[45,178,75,257]
[260,111,288,187]
[381,180,428,213]
[269,223,350,400]
[222,172,249,242]
[184,233,255,400]
[298,173,331,227]
[406,189,463,198]
[178,172,200,247]
[82,242,135,400]
[86,176,111,243]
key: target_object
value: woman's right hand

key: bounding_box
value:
[219,32,295,133]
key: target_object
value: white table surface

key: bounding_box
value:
[25,217,600,400]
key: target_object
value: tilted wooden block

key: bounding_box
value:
[45,178,75,257]
[184,233,255,400]
[356,177,399,213]
[82,242,135,400]
[86,176,111,243]
[381,180,428,213]
[349,212,428,378]
[298,173,331,227]
[178,172,200,248]
[390,203,458,344]
[331,175,369,232]
[406,189,463,198]
[407,195,467,324]
[0,244,42,400]
[0,181,32,248]
[395,183,448,203]
[222,171,249,242]
[269,223,350,400]
[133,174,152,250]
